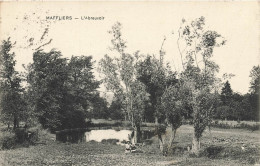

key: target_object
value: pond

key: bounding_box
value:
[56,128,155,144]
[85,129,132,144]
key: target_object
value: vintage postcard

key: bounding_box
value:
[0,1,259,165]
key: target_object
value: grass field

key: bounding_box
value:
[0,124,259,166]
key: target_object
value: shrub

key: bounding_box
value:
[121,140,127,144]
[167,145,186,156]
[200,145,224,159]
[0,124,53,150]
[154,124,167,135]
[114,128,121,131]
[15,128,27,144]
[211,121,260,131]
[0,132,16,150]
[27,127,39,143]
[101,139,119,145]
[89,140,98,144]
[114,122,123,127]
[88,122,124,128]
[56,128,87,143]
[143,139,153,145]
[141,130,155,140]
[123,122,132,127]
[198,145,259,164]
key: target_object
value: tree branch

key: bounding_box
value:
[177,27,185,70]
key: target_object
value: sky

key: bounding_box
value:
[0,1,259,94]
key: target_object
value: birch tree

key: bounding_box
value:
[176,17,226,154]
[98,22,149,143]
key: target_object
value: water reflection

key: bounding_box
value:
[56,129,87,143]
[85,129,132,143]
[56,128,155,143]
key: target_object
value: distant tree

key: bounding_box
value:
[217,81,258,121]
[221,81,233,105]
[0,39,25,129]
[240,94,253,121]
[215,106,229,121]
[249,65,260,95]
[229,102,242,122]
[247,93,259,121]
[90,94,109,119]
[108,97,125,120]
[248,65,259,121]
[215,81,234,120]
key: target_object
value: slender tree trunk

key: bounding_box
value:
[158,132,164,152]
[191,133,200,155]
[125,84,131,122]
[155,116,164,151]
[155,116,158,125]
[137,125,141,143]
[133,125,141,144]
[13,114,18,130]
[156,122,167,154]
[208,126,213,141]
[169,126,177,148]
[124,113,127,121]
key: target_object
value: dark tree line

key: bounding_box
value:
[108,74,259,123]
[215,70,259,122]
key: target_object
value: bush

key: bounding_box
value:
[15,128,27,144]
[121,140,127,144]
[0,132,16,150]
[143,139,153,145]
[198,145,259,164]
[114,122,123,126]
[212,123,231,129]
[167,145,186,156]
[200,145,224,159]
[210,121,260,131]
[88,122,123,128]
[101,139,119,145]
[0,124,53,150]
[123,122,132,127]
[56,128,87,143]
[27,127,40,143]
[29,124,56,143]
[154,124,167,135]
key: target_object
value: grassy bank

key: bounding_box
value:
[0,125,259,166]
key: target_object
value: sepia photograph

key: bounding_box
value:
[0,1,259,165]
